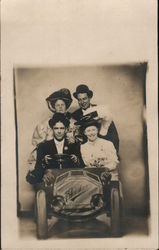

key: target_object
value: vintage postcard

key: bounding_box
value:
[1,0,158,249]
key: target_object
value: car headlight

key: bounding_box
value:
[51,196,65,212]
[90,194,104,209]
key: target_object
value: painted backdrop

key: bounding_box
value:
[14,64,148,215]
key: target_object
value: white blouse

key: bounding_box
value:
[81,138,119,170]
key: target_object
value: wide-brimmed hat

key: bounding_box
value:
[46,88,72,111]
[49,113,70,129]
[73,84,93,99]
[76,116,101,132]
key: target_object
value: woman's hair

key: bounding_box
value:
[49,113,70,129]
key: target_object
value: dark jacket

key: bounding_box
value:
[26,139,84,184]
[71,104,97,121]
[71,107,84,121]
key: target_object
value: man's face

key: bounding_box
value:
[77,93,91,110]
[53,121,66,141]
[84,125,98,142]
[54,99,66,113]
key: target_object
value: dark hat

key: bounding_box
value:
[73,84,93,99]
[76,117,101,132]
[46,88,72,111]
[49,113,70,129]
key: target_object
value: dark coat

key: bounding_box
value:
[71,104,97,121]
[26,139,84,184]
[71,107,84,121]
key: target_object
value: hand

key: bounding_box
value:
[70,154,78,163]
[101,169,111,184]
[44,155,52,165]
[43,170,55,186]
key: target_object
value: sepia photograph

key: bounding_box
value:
[1,0,158,249]
[14,65,149,239]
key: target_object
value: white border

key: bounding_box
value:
[1,0,158,248]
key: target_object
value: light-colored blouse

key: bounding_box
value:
[81,138,119,170]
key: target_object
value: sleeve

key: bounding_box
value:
[103,141,119,170]
[83,105,113,136]
[70,142,85,167]
[26,143,46,184]
[32,121,48,146]
[105,121,119,152]
[83,105,113,122]
[27,148,37,171]
[80,145,87,165]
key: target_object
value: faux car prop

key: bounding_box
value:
[31,154,122,239]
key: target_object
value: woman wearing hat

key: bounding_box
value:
[72,84,119,152]
[32,88,73,146]
[80,118,119,177]
[28,88,75,170]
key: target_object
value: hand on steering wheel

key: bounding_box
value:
[43,170,55,186]
[44,155,52,165]
[70,154,78,163]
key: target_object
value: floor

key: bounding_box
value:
[18,214,149,239]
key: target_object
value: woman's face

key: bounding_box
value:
[54,99,66,113]
[84,125,98,142]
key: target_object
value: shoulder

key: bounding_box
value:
[37,139,54,149]
[100,138,116,149]
[67,140,80,147]
[72,108,81,114]
[35,116,52,130]
[81,141,89,149]
[71,108,82,117]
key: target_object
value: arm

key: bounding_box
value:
[69,142,85,167]
[103,141,119,170]
[26,143,46,184]
[104,121,119,153]
[84,106,119,152]
[32,119,52,146]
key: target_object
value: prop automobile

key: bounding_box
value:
[30,154,122,239]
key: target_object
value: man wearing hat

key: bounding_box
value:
[72,84,119,152]
[26,113,83,185]
[28,88,75,171]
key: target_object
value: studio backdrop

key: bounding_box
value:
[14,64,148,216]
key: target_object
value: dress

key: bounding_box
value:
[81,138,119,179]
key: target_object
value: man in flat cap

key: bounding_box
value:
[72,84,119,152]
[26,113,83,185]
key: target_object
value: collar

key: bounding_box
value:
[87,137,99,145]
[82,103,96,112]
[54,138,65,145]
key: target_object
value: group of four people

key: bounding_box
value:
[26,84,119,185]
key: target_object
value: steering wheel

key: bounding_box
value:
[47,154,72,169]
